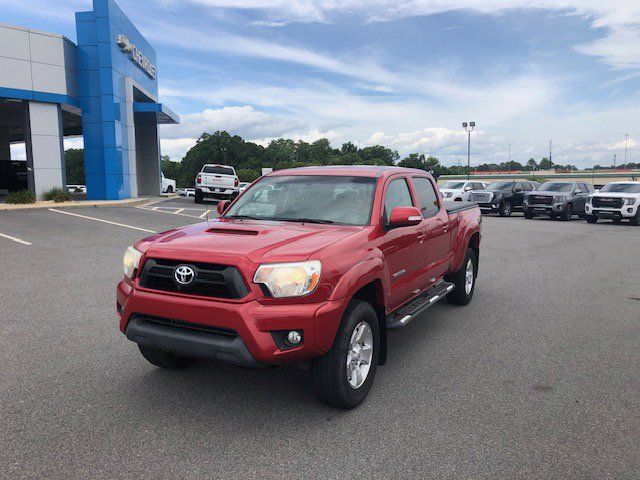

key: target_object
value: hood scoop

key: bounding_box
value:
[207,227,259,236]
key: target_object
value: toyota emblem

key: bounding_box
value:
[174,265,195,285]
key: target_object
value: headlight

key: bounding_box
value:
[254,260,321,298]
[623,197,637,206]
[553,195,567,203]
[123,246,143,279]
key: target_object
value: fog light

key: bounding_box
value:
[287,330,302,345]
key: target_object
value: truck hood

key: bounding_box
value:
[591,192,635,198]
[139,219,364,264]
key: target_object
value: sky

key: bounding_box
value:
[3,0,639,168]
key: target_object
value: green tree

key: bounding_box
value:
[539,157,553,169]
[64,148,85,185]
[161,155,182,183]
[236,168,260,182]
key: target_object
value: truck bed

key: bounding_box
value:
[444,200,477,214]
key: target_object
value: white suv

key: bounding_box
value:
[585,181,640,225]
[439,180,487,201]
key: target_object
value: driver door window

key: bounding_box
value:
[384,178,413,221]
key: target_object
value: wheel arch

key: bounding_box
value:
[352,280,388,366]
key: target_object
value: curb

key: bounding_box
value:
[0,196,167,212]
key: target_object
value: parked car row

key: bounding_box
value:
[470,180,640,226]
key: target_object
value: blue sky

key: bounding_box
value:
[3,0,639,168]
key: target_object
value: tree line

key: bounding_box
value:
[63,131,640,186]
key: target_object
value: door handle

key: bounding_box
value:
[443,226,449,233]
[417,233,426,242]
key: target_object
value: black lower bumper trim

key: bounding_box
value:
[125,316,263,368]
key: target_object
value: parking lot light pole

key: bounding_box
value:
[462,122,475,180]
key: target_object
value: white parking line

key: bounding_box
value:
[175,208,184,214]
[135,206,203,219]
[199,210,212,219]
[0,232,32,246]
[49,208,157,233]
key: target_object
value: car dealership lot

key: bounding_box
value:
[1,204,639,479]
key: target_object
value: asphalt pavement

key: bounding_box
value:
[0,201,638,479]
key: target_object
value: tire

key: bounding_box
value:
[631,210,640,226]
[312,300,380,409]
[498,201,512,217]
[194,190,203,204]
[138,345,196,370]
[166,185,174,193]
[446,248,477,306]
[561,203,573,221]
[586,215,597,224]
[550,213,558,221]
[524,210,534,219]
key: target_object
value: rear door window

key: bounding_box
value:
[412,177,440,219]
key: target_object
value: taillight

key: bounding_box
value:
[196,175,201,184]
[234,178,239,187]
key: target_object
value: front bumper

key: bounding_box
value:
[477,202,499,212]
[585,203,638,218]
[117,280,348,366]
[524,201,566,214]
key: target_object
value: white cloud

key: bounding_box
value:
[161,105,301,140]
[160,138,198,161]
[178,0,640,70]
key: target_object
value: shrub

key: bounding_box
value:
[43,187,72,203]
[236,168,260,183]
[5,190,36,204]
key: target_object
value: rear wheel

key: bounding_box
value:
[194,190,203,204]
[166,185,174,193]
[586,215,598,224]
[446,248,477,306]
[138,345,196,369]
[312,300,379,409]
[561,203,573,221]
[498,201,512,217]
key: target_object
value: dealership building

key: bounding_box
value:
[0,0,179,200]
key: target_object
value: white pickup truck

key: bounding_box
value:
[585,181,640,225]
[194,164,239,203]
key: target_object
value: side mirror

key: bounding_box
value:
[216,200,230,215]
[514,187,522,193]
[388,206,422,228]
[574,189,582,194]
[464,186,472,191]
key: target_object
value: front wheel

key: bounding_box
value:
[586,215,598,224]
[312,300,380,409]
[498,201,512,217]
[446,248,477,306]
[561,203,573,221]
[631,210,640,226]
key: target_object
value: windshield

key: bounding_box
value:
[440,182,465,189]
[538,182,573,192]
[224,175,377,226]
[485,182,514,191]
[599,183,640,193]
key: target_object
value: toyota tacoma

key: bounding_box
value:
[117,166,482,408]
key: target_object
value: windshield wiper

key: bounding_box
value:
[270,217,335,224]
[225,214,260,220]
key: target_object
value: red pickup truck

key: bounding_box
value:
[118,166,482,408]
